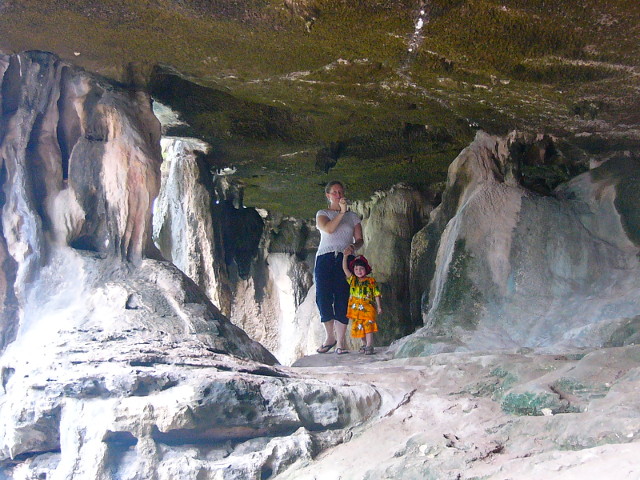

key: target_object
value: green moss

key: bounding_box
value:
[501,391,579,416]
[558,431,635,451]
[589,157,640,247]
[489,367,519,396]
[615,176,640,247]
[393,336,458,358]
[432,239,483,331]
[1,0,638,217]
[604,316,640,347]
[510,62,619,84]
[462,366,519,399]
[550,377,610,401]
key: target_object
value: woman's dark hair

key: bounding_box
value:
[324,180,345,194]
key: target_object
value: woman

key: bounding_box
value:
[315,181,363,354]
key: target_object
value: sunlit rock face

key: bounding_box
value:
[0,50,162,352]
[399,131,640,356]
[153,137,234,314]
[152,139,319,364]
[0,52,384,479]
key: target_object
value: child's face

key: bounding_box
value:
[353,265,367,278]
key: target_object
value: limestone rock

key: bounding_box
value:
[399,131,640,355]
[352,183,433,341]
[281,346,640,480]
[152,141,321,364]
[0,52,382,478]
[0,313,380,478]
[153,137,233,314]
[152,145,433,361]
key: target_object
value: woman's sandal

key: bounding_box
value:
[359,345,367,354]
[336,348,349,355]
[364,346,375,355]
[316,341,337,354]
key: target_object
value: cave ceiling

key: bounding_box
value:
[1,0,638,218]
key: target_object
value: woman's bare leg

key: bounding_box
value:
[323,320,336,345]
[334,320,347,349]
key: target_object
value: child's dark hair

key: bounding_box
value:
[348,255,372,275]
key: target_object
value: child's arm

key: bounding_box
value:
[342,248,352,278]
[372,277,382,314]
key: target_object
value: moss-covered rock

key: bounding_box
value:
[501,390,579,416]
[429,239,484,333]
[0,0,637,217]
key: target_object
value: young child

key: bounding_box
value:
[342,251,382,355]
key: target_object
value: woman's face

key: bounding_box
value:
[326,184,344,205]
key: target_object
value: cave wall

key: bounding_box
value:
[152,137,233,314]
[396,131,640,356]
[154,125,640,363]
[0,51,383,479]
[152,141,322,364]
[0,50,163,353]
[352,184,433,342]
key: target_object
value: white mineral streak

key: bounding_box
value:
[153,137,225,309]
[268,253,303,365]
[428,208,463,318]
[152,101,187,132]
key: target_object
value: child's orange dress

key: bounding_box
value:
[346,275,381,338]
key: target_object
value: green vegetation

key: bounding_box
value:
[589,157,640,247]
[462,366,520,399]
[501,391,579,416]
[550,377,610,401]
[1,0,638,216]
[604,316,640,347]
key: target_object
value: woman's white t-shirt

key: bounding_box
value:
[315,210,361,257]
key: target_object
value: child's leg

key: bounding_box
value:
[365,332,374,347]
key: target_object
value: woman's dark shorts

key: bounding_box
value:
[314,252,350,325]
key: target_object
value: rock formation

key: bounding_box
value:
[289,345,640,479]
[152,139,436,362]
[153,128,640,362]
[151,137,319,364]
[352,184,434,340]
[0,52,381,479]
[400,130,640,355]
[2,49,640,479]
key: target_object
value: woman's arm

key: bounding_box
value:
[317,198,349,234]
[317,211,345,234]
[344,223,364,256]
